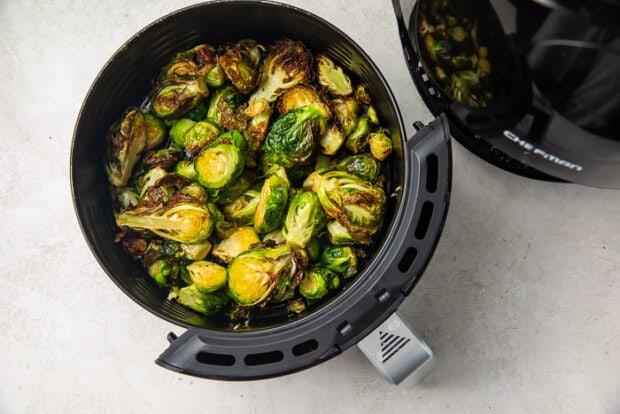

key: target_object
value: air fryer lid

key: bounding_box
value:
[71,1,452,380]
[394,0,620,189]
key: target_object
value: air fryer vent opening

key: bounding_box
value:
[398,247,418,273]
[292,339,319,356]
[414,201,434,240]
[244,350,284,366]
[196,352,236,366]
[425,154,439,193]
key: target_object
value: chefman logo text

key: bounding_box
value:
[503,130,583,172]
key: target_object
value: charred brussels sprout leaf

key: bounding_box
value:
[249,39,315,103]
[186,260,228,292]
[326,220,355,245]
[282,191,326,248]
[116,203,213,244]
[331,97,359,137]
[175,285,229,316]
[142,147,182,171]
[317,54,353,97]
[336,154,380,182]
[104,107,147,187]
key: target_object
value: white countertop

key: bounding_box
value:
[1,0,619,413]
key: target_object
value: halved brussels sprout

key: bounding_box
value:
[143,113,167,149]
[243,99,273,151]
[175,285,229,316]
[186,260,228,292]
[299,266,341,300]
[336,154,380,182]
[205,64,226,87]
[227,243,296,306]
[319,121,345,156]
[169,118,196,147]
[331,97,359,137]
[141,147,182,171]
[180,182,208,204]
[212,226,261,264]
[326,220,355,245]
[320,245,358,278]
[282,191,326,248]
[345,116,371,154]
[174,159,198,181]
[194,140,244,190]
[179,240,212,261]
[147,258,178,287]
[249,39,315,104]
[182,120,221,155]
[217,39,264,93]
[317,54,353,97]
[207,85,245,129]
[254,166,290,234]
[116,202,213,244]
[275,84,332,119]
[151,80,206,119]
[104,107,147,187]
[368,132,393,162]
[308,170,386,244]
[223,187,261,226]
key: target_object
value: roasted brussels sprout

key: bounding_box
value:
[174,159,198,181]
[326,220,355,245]
[369,132,393,162]
[275,84,332,119]
[354,84,372,105]
[345,116,371,154]
[175,285,229,316]
[186,260,228,292]
[447,26,467,42]
[317,54,353,97]
[159,43,218,83]
[243,99,273,150]
[254,166,290,234]
[205,64,226,87]
[320,246,358,278]
[169,118,196,147]
[147,258,179,287]
[143,113,167,149]
[249,39,315,103]
[227,243,298,306]
[181,120,221,156]
[331,97,359,137]
[142,147,182,171]
[306,237,322,262]
[207,85,245,129]
[104,107,147,187]
[336,154,380,181]
[262,105,327,170]
[223,187,261,226]
[137,166,169,200]
[263,228,286,244]
[179,240,212,261]
[180,182,208,204]
[308,170,386,244]
[212,226,261,264]
[194,133,245,190]
[282,191,326,248]
[319,121,345,156]
[299,266,340,300]
[151,80,207,119]
[217,39,264,93]
[116,202,213,244]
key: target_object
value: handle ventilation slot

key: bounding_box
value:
[244,350,284,366]
[292,339,319,357]
[398,247,418,273]
[425,153,439,193]
[414,201,434,240]
[196,352,235,366]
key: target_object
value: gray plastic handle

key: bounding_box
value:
[357,312,435,386]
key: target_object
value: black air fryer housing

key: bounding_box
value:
[71,1,452,380]
[394,0,620,189]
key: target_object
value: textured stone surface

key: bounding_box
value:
[1,1,619,413]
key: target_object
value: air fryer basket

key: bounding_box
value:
[71,1,451,379]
